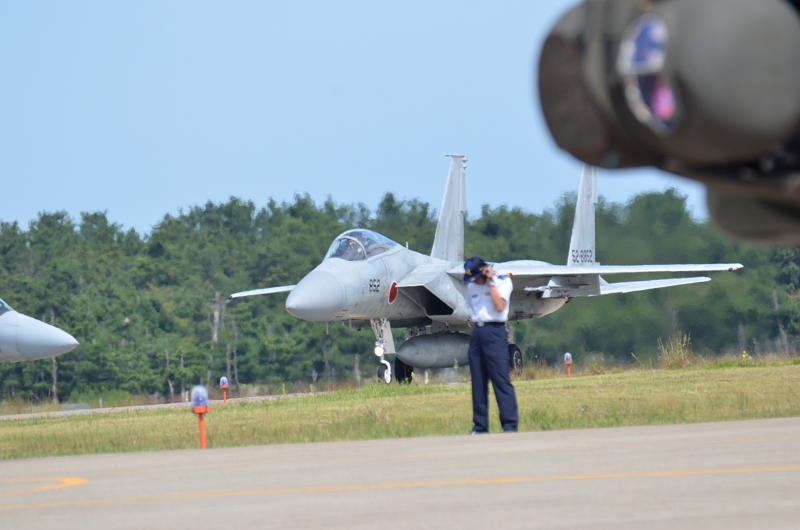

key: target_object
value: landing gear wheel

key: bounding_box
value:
[377,360,392,384]
[508,344,523,377]
[395,357,414,384]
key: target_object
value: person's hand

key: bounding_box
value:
[483,267,495,281]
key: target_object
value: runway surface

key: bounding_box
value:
[2,417,799,529]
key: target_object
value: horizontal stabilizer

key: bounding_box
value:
[592,277,711,296]
[228,285,295,300]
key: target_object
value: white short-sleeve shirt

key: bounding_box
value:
[467,275,513,322]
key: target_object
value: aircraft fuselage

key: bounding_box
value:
[286,245,432,324]
[285,243,568,328]
[0,301,79,362]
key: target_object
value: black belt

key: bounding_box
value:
[475,321,505,327]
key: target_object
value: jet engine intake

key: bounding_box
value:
[399,286,454,317]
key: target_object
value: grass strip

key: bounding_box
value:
[1,364,799,460]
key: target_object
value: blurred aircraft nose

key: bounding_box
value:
[17,319,79,359]
[286,271,344,321]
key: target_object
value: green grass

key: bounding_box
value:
[2,364,800,460]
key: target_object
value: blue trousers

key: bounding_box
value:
[468,323,518,432]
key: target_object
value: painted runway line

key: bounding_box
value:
[0,477,87,497]
[2,464,798,512]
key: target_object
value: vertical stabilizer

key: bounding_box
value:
[431,155,467,262]
[567,165,598,266]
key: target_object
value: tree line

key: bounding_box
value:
[0,189,797,402]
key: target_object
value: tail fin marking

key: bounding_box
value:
[567,165,598,266]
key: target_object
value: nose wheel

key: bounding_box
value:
[377,360,392,384]
[371,318,396,384]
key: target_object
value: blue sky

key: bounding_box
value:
[0,1,706,235]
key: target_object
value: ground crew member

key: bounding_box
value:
[463,256,518,434]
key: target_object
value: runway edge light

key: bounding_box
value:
[564,353,573,377]
[190,385,209,449]
[220,376,229,404]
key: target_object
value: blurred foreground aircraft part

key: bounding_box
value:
[0,299,79,362]
[538,0,800,244]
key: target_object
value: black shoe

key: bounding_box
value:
[502,428,518,433]
[470,428,488,435]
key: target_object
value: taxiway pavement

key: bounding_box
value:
[1,417,799,529]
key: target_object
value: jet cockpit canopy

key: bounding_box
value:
[0,299,14,315]
[325,229,398,261]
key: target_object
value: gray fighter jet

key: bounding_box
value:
[230,156,743,383]
[0,299,79,362]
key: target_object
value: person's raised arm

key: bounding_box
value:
[484,267,506,312]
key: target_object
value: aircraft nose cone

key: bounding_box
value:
[286,271,344,321]
[17,319,79,360]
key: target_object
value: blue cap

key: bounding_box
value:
[191,385,209,408]
[463,256,487,283]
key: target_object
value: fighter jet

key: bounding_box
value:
[230,156,743,383]
[0,298,79,362]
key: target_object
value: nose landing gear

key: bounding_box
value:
[377,359,392,384]
[371,318,396,384]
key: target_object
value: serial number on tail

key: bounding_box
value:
[571,249,594,264]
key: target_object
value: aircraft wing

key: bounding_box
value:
[590,277,711,296]
[525,276,712,296]
[228,285,295,300]
[447,261,742,299]
[447,262,743,280]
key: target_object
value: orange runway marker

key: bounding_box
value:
[190,386,210,450]
[196,413,207,449]
[220,376,229,404]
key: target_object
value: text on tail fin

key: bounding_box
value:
[567,165,598,266]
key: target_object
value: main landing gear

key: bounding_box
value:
[508,343,523,377]
[394,356,414,384]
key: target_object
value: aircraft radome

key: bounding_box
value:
[230,156,743,384]
[0,299,80,362]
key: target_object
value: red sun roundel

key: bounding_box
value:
[388,281,398,304]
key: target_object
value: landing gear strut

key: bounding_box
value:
[371,319,396,384]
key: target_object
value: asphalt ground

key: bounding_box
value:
[1,417,799,529]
